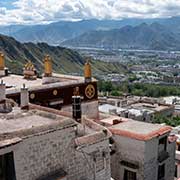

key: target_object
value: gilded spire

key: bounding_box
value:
[0,52,5,70]
[23,60,37,80]
[44,55,52,77]
[24,61,35,70]
[84,58,92,82]
[73,87,80,96]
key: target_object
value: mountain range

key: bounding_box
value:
[0,19,141,45]
[0,19,154,45]
[0,34,127,75]
[62,22,180,50]
[1,17,180,50]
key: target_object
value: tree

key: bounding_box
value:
[111,90,123,96]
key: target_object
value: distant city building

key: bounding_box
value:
[163,96,180,115]
[99,96,174,122]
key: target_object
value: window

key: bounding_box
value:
[93,151,106,173]
[158,164,165,180]
[175,164,177,178]
[121,161,139,169]
[95,152,105,172]
[0,155,5,180]
[123,169,137,180]
[158,136,167,154]
[0,152,16,180]
[178,144,180,151]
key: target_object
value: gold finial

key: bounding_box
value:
[84,57,92,82]
[73,87,80,96]
[24,61,34,70]
[23,61,37,80]
[44,55,52,77]
[0,52,5,70]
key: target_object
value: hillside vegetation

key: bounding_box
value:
[0,34,127,75]
[98,81,180,97]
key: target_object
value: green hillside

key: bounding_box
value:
[0,34,127,76]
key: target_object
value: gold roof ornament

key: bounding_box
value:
[24,61,35,71]
[73,87,80,96]
[85,84,95,99]
[23,60,37,80]
[84,57,92,83]
[44,55,52,77]
[0,52,5,70]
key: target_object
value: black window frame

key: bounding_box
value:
[0,152,16,180]
[175,164,177,178]
[158,164,165,180]
[123,169,137,180]
[158,136,167,153]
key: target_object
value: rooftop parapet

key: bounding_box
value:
[108,118,172,141]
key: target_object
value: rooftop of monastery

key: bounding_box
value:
[0,106,77,142]
[0,53,97,96]
[3,73,96,95]
[99,116,172,141]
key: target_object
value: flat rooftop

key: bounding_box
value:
[0,107,76,141]
[3,75,42,89]
[130,102,171,112]
[106,117,172,141]
[99,104,126,114]
[2,73,95,94]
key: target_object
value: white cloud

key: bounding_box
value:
[1,0,180,25]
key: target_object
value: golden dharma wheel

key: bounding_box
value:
[30,93,35,100]
[53,89,58,96]
[85,84,95,99]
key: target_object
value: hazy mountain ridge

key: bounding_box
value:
[1,17,180,46]
[0,19,139,45]
[62,22,180,50]
[0,34,127,75]
[1,17,180,50]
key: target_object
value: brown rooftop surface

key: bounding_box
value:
[109,119,172,141]
[0,108,76,140]
[0,115,57,134]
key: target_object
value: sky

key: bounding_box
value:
[0,0,180,25]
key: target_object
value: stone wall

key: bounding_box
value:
[144,138,158,180]
[73,140,111,180]
[111,133,175,180]
[12,125,110,180]
[165,139,176,180]
[111,135,145,180]
[14,127,75,180]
